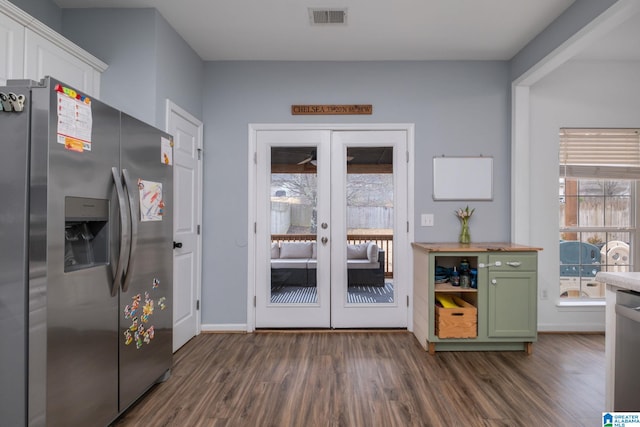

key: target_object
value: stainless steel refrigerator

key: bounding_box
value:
[0,77,174,426]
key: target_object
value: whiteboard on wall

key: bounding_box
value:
[432,156,493,200]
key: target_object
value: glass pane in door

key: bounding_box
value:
[270,146,318,304]
[345,147,394,304]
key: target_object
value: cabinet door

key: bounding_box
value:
[0,13,24,85]
[487,271,537,338]
[24,28,100,96]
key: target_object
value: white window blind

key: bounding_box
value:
[559,128,640,178]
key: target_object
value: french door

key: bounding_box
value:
[254,128,408,328]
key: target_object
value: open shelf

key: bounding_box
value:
[435,282,478,292]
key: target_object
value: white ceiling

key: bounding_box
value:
[53,0,579,61]
[52,0,640,62]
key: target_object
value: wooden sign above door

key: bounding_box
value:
[291,104,373,115]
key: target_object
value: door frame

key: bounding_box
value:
[247,123,415,332]
[166,99,204,345]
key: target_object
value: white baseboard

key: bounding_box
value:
[537,323,605,333]
[201,323,248,332]
[200,322,606,334]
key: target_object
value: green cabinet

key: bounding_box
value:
[412,243,540,354]
[487,254,538,338]
[488,272,537,338]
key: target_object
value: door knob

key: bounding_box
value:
[321,237,328,244]
[173,241,183,249]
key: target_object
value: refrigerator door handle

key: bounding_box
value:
[111,167,131,297]
[121,168,138,293]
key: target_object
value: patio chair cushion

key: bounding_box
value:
[280,242,314,259]
[367,243,379,263]
[347,243,369,259]
[271,259,310,269]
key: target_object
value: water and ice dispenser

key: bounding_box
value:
[64,197,109,272]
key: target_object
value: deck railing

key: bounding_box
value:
[271,233,393,278]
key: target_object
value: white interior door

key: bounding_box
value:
[330,131,408,328]
[255,130,331,327]
[254,128,408,329]
[167,101,203,351]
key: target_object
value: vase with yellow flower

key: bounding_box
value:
[455,206,475,244]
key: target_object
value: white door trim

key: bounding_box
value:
[247,123,415,332]
[166,99,204,342]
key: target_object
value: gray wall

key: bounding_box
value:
[201,60,510,325]
[154,10,204,123]
[8,0,61,32]
[62,8,204,127]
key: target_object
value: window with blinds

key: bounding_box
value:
[558,128,637,299]
[559,128,640,178]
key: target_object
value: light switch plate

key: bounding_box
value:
[421,213,434,227]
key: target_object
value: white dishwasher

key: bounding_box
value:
[615,289,640,411]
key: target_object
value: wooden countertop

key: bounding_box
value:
[412,242,543,253]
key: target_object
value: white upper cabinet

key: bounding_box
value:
[24,28,102,97]
[0,11,24,85]
[0,0,107,97]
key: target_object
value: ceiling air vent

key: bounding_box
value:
[309,8,347,25]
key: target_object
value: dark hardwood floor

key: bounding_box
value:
[112,331,604,427]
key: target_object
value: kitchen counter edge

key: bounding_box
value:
[412,242,543,253]
[595,272,640,293]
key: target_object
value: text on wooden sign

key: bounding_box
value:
[291,104,373,115]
